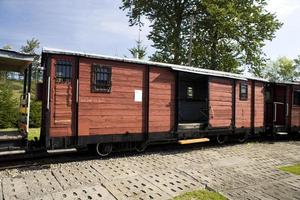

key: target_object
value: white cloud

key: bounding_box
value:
[267,0,300,19]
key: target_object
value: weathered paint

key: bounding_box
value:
[49,55,76,137]
[254,81,265,127]
[149,67,175,133]
[77,58,146,136]
[291,85,300,127]
[235,80,251,128]
[209,77,232,128]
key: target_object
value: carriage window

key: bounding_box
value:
[240,83,248,100]
[294,90,300,106]
[92,64,112,93]
[265,91,271,102]
[187,86,193,99]
[55,60,72,83]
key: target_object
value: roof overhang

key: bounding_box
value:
[0,49,35,72]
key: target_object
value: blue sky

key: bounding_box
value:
[0,0,299,60]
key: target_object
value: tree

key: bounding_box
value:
[2,44,12,50]
[294,55,300,80]
[20,38,41,83]
[129,40,147,59]
[263,57,299,82]
[20,38,42,128]
[20,38,40,54]
[0,83,18,128]
[121,0,282,73]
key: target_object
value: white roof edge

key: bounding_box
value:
[0,49,35,62]
[245,76,269,82]
[41,47,285,83]
[270,80,300,85]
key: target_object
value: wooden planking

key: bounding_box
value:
[235,81,251,128]
[78,58,146,136]
[291,85,300,127]
[49,55,76,137]
[209,77,232,127]
[149,67,175,133]
[291,106,300,126]
[254,82,265,127]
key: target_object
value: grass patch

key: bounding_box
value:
[173,190,227,200]
[279,164,300,175]
[28,128,40,141]
[0,128,18,132]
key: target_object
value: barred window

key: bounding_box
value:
[55,60,72,83]
[240,83,248,100]
[92,64,112,93]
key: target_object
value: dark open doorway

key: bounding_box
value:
[265,83,289,133]
[177,72,209,130]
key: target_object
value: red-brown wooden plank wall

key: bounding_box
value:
[209,77,232,127]
[254,82,265,128]
[49,55,76,137]
[149,67,175,133]
[291,85,300,127]
[235,81,251,128]
[78,58,146,136]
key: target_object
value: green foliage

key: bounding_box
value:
[29,99,41,128]
[263,57,299,81]
[129,40,147,59]
[121,0,282,73]
[20,38,40,54]
[173,189,227,200]
[0,39,42,129]
[0,83,18,128]
[28,128,40,141]
[2,44,12,50]
[294,55,300,66]
[21,38,41,82]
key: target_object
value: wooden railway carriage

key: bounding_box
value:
[0,47,299,155]
[38,48,299,155]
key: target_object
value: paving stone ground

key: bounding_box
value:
[1,141,300,200]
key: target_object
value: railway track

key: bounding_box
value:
[0,135,297,171]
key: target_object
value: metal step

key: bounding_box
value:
[178,123,206,130]
[275,132,288,135]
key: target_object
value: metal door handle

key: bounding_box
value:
[286,103,289,117]
[273,103,277,122]
[76,79,79,103]
[47,76,50,110]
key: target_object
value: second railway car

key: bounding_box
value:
[39,48,299,155]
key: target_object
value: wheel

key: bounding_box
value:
[237,133,248,143]
[96,143,112,156]
[135,142,147,153]
[216,135,226,144]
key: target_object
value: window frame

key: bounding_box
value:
[55,60,72,83]
[239,82,248,100]
[91,64,112,93]
[293,89,300,106]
